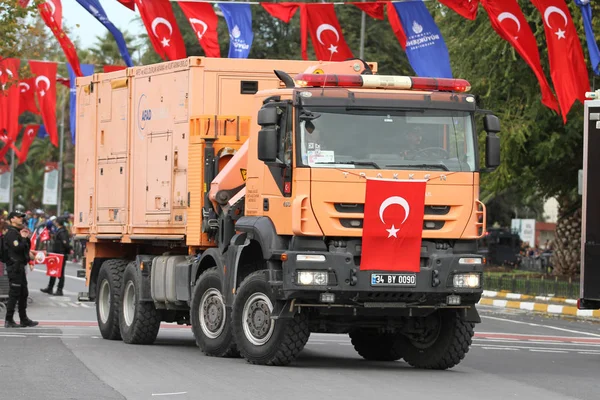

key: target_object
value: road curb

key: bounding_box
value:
[478,297,600,319]
[482,290,578,305]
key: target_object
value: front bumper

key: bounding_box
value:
[275,250,483,307]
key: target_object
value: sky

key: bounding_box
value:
[62,0,146,50]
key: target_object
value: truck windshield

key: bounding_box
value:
[298,109,476,172]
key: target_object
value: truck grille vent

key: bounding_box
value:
[335,203,450,216]
[340,218,444,230]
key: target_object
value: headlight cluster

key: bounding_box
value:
[452,273,481,288]
[297,271,328,286]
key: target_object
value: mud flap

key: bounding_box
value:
[270,299,297,320]
[459,306,481,323]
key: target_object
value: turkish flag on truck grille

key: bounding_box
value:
[360,179,426,272]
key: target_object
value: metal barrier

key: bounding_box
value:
[483,274,579,298]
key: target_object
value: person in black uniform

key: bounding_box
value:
[40,216,71,296]
[4,211,39,328]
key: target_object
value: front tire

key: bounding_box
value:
[119,262,161,344]
[402,309,474,370]
[191,267,238,357]
[232,271,310,366]
[96,259,128,340]
[349,330,404,361]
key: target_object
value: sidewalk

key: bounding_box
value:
[478,290,600,320]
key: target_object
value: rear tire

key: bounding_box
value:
[349,330,404,361]
[402,310,474,370]
[232,271,310,366]
[191,267,238,357]
[119,262,161,344]
[96,259,128,340]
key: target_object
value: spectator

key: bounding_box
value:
[40,216,71,296]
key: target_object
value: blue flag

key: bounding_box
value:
[574,0,600,75]
[219,3,253,58]
[38,125,47,139]
[67,63,95,145]
[393,1,452,78]
[75,0,134,67]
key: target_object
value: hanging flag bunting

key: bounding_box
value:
[219,3,253,59]
[75,0,134,67]
[438,0,480,20]
[354,2,385,20]
[18,0,31,7]
[134,0,187,61]
[262,3,299,23]
[38,0,83,77]
[0,58,22,144]
[180,1,221,58]
[386,2,407,49]
[574,0,600,75]
[301,3,354,61]
[360,179,427,273]
[393,1,453,78]
[19,78,39,115]
[481,0,559,114]
[14,125,40,164]
[67,63,94,145]
[29,60,59,147]
[530,0,590,122]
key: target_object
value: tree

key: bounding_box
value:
[0,0,43,61]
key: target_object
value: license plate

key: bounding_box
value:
[371,273,417,287]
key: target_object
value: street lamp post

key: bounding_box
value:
[57,93,65,216]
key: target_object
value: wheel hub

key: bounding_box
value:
[200,289,226,339]
[242,293,275,346]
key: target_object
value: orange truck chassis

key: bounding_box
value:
[74,57,501,369]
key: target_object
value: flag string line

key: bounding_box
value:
[171,0,436,3]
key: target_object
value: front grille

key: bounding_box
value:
[335,203,450,216]
[361,292,422,302]
[340,218,444,230]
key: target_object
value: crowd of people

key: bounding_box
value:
[0,208,81,328]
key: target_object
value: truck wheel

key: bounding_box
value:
[402,310,474,370]
[349,330,404,361]
[232,271,310,366]
[119,262,162,345]
[191,267,238,357]
[96,259,128,340]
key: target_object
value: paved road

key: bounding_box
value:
[1,263,599,400]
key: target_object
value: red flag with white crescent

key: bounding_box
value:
[134,0,187,61]
[19,78,39,115]
[38,0,82,77]
[300,3,354,61]
[530,0,590,122]
[15,124,39,164]
[32,251,65,278]
[361,179,426,272]
[481,0,560,114]
[179,2,221,58]
[29,60,59,147]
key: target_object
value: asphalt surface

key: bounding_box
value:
[1,263,599,400]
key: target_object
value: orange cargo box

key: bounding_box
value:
[73,57,336,247]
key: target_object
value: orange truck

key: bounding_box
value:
[74,56,501,369]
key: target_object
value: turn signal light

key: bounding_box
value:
[294,73,471,92]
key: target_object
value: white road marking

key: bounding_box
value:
[529,349,568,354]
[473,343,600,353]
[151,392,188,397]
[480,315,600,337]
[0,334,26,337]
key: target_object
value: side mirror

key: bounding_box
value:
[257,107,279,126]
[486,133,500,169]
[257,127,279,162]
[484,114,500,133]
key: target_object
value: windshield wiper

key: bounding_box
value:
[385,163,449,171]
[315,161,381,169]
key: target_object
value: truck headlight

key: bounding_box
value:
[297,271,328,286]
[453,273,481,288]
[458,258,482,265]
